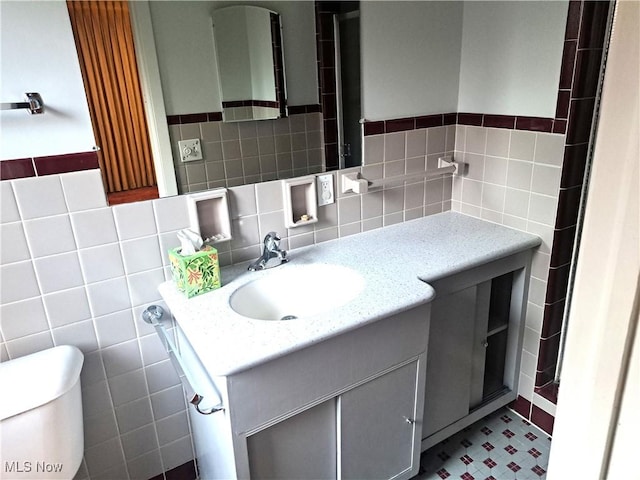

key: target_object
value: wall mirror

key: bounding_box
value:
[129,0,362,201]
[65,0,564,205]
[212,6,286,123]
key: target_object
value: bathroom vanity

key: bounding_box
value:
[158,212,540,480]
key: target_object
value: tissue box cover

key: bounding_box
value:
[169,246,221,298]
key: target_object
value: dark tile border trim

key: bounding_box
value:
[508,395,555,437]
[167,105,321,126]
[531,405,555,436]
[535,0,611,402]
[149,460,197,480]
[167,112,221,125]
[363,113,457,136]
[1,151,99,181]
[0,158,35,180]
[315,0,341,171]
[270,12,287,118]
[362,112,559,136]
[221,100,280,109]
[287,104,322,115]
[34,151,100,176]
[510,395,532,420]
[534,382,559,404]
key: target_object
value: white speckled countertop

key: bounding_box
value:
[158,212,541,376]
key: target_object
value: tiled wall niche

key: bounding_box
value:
[168,111,325,194]
[0,124,452,480]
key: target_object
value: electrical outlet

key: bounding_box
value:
[179,139,203,162]
[316,174,334,206]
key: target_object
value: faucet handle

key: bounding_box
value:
[264,231,281,249]
[265,231,280,240]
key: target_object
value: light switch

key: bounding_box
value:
[178,139,203,162]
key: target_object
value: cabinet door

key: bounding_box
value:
[422,285,478,438]
[247,399,337,479]
[340,361,420,480]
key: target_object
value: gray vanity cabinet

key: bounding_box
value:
[421,252,531,451]
[246,359,421,480]
[422,285,478,437]
[247,399,338,479]
[178,302,430,480]
[340,360,420,479]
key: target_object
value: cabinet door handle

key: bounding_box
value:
[482,340,489,348]
[404,416,415,425]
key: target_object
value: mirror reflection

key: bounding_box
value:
[212,6,286,123]
[141,0,362,197]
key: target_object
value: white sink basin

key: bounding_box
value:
[229,264,365,320]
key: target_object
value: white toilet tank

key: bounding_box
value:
[1,345,84,480]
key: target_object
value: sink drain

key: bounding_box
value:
[280,315,298,320]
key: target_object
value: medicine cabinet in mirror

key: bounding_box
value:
[212,6,287,123]
[130,0,363,199]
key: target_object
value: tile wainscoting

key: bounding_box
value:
[0,120,569,480]
[0,122,452,480]
[167,110,326,194]
[451,123,564,432]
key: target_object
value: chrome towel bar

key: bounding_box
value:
[1,93,44,114]
[142,305,224,415]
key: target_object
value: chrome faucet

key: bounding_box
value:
[248,232,288,271]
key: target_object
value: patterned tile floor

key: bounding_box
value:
[414,408,552,480]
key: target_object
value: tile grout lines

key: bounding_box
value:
[416,408,552,480]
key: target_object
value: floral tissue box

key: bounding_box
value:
[169,246,221,298]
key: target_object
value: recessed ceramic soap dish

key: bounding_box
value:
[282,176,319,228]
[187,189,232,243]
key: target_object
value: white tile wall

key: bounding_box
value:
[1,261,41,303]
[71,208,119,248]
[12,175,68,219]
[60,170,109,212]
[0,170,187,480]
[361,125,455,221]
[34,252,85,293]
[2,122,559,475]
[451,126,566,408]
[1,181,21,222]
[43,287,92,328]
[0,151,453,479]
[0,222,31,263]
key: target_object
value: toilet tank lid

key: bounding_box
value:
[0,345,84,421]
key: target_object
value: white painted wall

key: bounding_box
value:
[150,0,317,115]
[151,1,567,120]
[361,1,463,120]
[458,1,568,117]
[149,1,223,116]
[0,0,95,160]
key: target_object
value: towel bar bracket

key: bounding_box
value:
[142,305,225,415]
[1,92,44,114]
